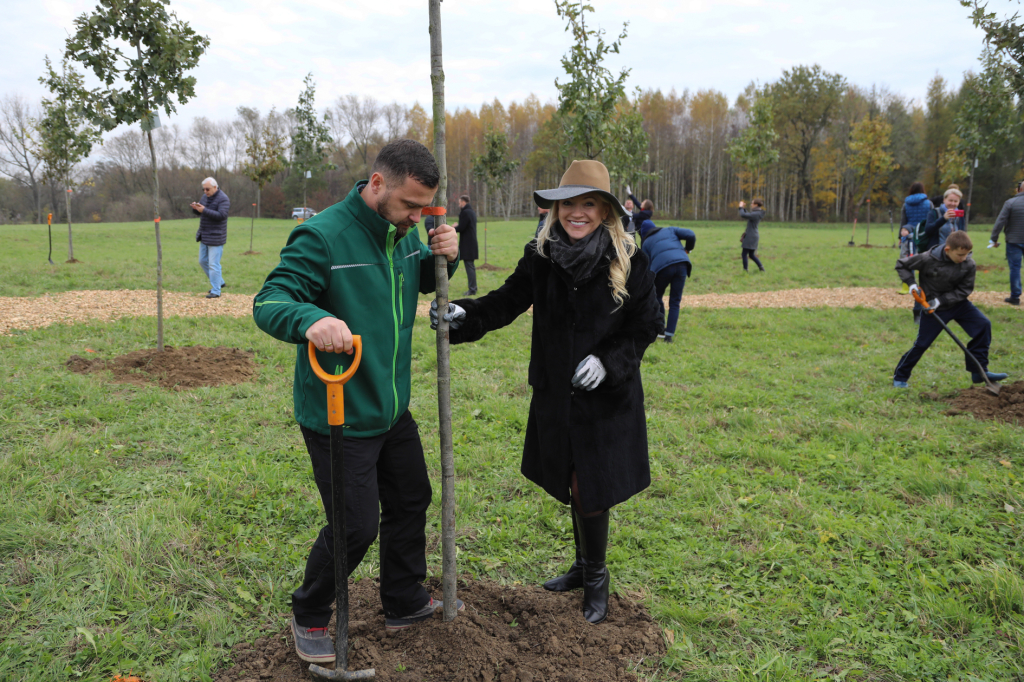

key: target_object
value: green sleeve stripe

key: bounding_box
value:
[253,300,298,307]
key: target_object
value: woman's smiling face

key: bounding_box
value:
[557,193,611,244]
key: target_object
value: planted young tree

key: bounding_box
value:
[289,74,333,213]
[728,95,779,200]
[36,57,102,263]
[962,0,1024,102]
[239,107,286,253]
[848,115,896,244]
[552,0,649,184]
[65,0,209,350]
[471,129,518,268]
[428,0,457,623]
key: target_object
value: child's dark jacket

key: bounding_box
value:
[895,245,976,308]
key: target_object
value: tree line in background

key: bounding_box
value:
[2,14,1024,227]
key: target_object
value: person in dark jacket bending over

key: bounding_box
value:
[253,140,463,666]
[190,177,230,298]
[988,180,1024,305]
[892,231,1008,388]
[640,219,695,343]
[432,160,661,625]
[738,198,765,272]
[456,195,479,295]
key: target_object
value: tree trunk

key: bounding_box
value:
[65,186,75,262]
[257,184,262,219]
[428,0,457,624]
[147,128,164,351]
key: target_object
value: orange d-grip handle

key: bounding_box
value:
[308,336,362,426]
[910,287,934,314]
[422,206,446,217]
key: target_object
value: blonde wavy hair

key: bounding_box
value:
[536,196,636,309]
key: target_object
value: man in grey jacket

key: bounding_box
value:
[989,180,1024,305]
[190,177,230,299]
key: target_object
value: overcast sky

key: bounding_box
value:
[1,0,1011,133]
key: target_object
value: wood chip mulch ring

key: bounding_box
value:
[1,288,1018,336]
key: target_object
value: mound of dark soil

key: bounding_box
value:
[66,345,255,389]
[945,380,1024,425]
[214,577,665,682]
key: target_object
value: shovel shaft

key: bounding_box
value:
[910,289,993,383]
[331,422,349,668]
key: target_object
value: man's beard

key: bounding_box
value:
[375,189,415,239]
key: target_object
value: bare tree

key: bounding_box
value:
[381,102,408,142]
[334,95,382,169]
[103,130,150,195]
[0,95,44,223]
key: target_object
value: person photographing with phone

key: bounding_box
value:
[922,187,965,251]
[190,177,230,298]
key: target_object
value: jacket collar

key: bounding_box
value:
[345,180,400,246]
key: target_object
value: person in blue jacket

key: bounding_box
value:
[639,219,695,343]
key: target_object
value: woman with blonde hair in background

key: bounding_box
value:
[431,159,661,624]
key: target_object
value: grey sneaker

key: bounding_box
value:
[385,597,464,631]
[291,617,335,664]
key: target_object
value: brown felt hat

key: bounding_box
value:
[533,160,627,219]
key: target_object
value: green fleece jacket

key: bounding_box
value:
[253,182,458,437]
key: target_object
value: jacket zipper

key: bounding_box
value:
[399,272,405,326]
[387,227,400,426]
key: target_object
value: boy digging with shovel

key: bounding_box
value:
[893,231,1009,389]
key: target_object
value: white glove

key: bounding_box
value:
[626,185,632,196]
[571,355,607,391]
[929,298,940,310]
[909,284,921,297]
[429,301,466,330]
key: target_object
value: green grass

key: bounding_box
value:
[0,216,1012,297]
[1,217,1022,681]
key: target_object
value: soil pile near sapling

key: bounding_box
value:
[214,577,666,682]
[945,380,1024,425]
[66,345,255,389]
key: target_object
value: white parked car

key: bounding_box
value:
[291,207,317,220]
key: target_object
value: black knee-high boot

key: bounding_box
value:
[576,509,610,624]
[543,507,583,591]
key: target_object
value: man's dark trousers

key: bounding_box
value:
[1007,243,1023,300]
[654,262,687,338]
[893,300,991,382]
[464,260,477,294]
[292,411,432,627]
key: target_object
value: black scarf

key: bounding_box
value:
[546,221,612,282]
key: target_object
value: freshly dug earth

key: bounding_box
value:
[66,345,256,389]
[3,287,1019,335]
[213,577,665,682]
[945,380,1024,425]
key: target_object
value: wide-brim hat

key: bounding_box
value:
[533,160,627,219]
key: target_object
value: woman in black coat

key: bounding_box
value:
[432,160,661,624]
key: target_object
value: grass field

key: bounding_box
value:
[1,215,1022,681]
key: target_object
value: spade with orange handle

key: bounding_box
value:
[910,288,1000,395]
[306,337,375,681]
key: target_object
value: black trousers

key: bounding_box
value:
[893,300,991,382]
[292,411,432,626]
[742,248,763,271]
[464,260,477,293]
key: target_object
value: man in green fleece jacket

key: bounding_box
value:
[253,140,461,664]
